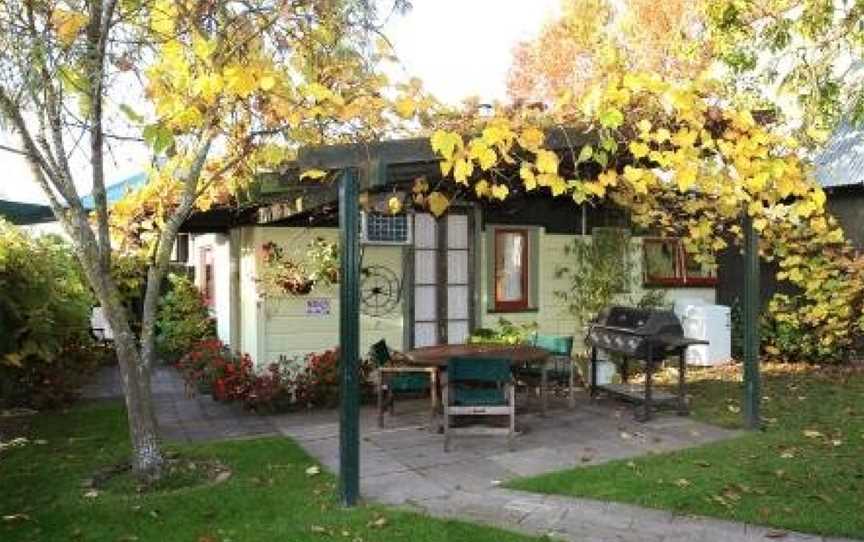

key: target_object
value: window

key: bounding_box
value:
[643,238,717,287]
[494,229,529,311]
[172,233,190,263]
[199,247,214,306]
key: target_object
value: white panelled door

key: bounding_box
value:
[412,213,472,347]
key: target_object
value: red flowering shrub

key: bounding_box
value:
[243,363,291,412]
[176,339,225,392]
[176,342,372,412]
[290,349,373,409]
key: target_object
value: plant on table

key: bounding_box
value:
[469,318,538,345]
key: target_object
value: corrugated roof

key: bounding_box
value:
[815,122,864,188]
[80,172,147,209]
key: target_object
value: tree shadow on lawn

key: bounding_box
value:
[0,401,541,542]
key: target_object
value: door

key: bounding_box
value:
[412,212,473,347]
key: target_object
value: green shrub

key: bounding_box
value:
[156,274,217,362]
[0,220,97,408]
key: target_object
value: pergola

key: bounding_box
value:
[177,133,763,506]
[285,136,763,506]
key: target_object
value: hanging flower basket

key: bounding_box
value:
[256,239,339,298]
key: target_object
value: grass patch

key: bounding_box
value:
[0,402,538,542]
[508,363,864,539]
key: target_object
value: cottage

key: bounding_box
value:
[181,137,719,367]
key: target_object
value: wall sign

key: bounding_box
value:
[305,298,331,316]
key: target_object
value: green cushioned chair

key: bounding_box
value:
[370,339,437,428]
[515,334,577,409]
[443,357,515,452]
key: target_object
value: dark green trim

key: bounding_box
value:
[742,212,761,430]
[338,169,361,506]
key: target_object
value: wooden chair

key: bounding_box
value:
[442,357,515,452]
[369,340,437,428]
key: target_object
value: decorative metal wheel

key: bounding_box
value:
[360,265,401,317]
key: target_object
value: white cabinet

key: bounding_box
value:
[675,301,733,366]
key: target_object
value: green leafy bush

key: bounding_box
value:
[761,293,843,363]
[156,274,216,362]
[0,220,97,408]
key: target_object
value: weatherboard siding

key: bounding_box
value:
[251,228,405,366]
[478,230,715,353]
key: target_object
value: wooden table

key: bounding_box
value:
[404,343,552,416]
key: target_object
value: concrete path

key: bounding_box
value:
[271,402,853,542]
[81,366,278,442]
[83,366,856,542]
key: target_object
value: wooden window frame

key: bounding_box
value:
[200,247,215,307]
[642,237,717,287]
[493,229,530,311]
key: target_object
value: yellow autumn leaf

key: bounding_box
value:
[52,9,88,46]
[629,141,650,159]
[395,97,416,118]
[300,169,328,181]
[535,150,558,174]
[387,196,402,215]
[430,130,463,161]
[637,119,652,134]
[260,75,277,91]
[623,166,643,183]
[469,141,497,171]
[489,184,509,201]
[583,181,606,197]
[474,179,491,198]
[597,170,618,187]
[520,164,537,191]
[654,128,671,143]
[518,127,544,151]
[676,166,697,192]
[440,160,454,177]
[427,191,450,217]
[412,177,429,194]
[453,159,473,184]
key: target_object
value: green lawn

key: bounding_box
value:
[0,402,538,542]
[509,364,864,539]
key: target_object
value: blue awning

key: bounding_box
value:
[80,172,148,209]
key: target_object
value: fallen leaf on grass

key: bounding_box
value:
[367,517,388,529]
[310,525,329,534]
[803,429,823,438]
[2,513,30,522]
[83,489,99,499]
[780,451,795,459]
[305,466,321,476]
[214,471,231,483]
[674,478,691,488]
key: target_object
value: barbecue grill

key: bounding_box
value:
[587,306,708,421]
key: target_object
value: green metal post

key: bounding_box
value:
[339,168,360,506]
[742,212,761,429]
